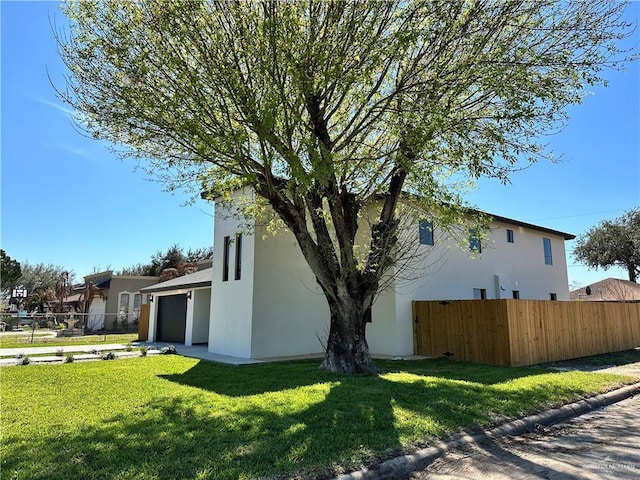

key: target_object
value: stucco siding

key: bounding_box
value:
[251,225,328,359]
[389,219,572,355]
[209,193,255,358]
[210,192,573,359]
[100,276,158,329]
[191,288,210,344]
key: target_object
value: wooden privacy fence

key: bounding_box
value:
[413,300,640,366]
[138,303,150,342]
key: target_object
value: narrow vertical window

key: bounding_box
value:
[550,293,557,301]
[543,237,553,265]
[222,236,230,282]
[234,233,242,280]
[133,293,142,321]
[418,220,434,245]
[507,229,514,243]
[118,292,130,324]
[469,229,482,253]
[512,290,520,299]
[473,288,487,299]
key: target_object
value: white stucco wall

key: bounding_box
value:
[363,277,400,357]
[250,225,329,359]
[191,288,211,344]
[389,219,573,356]
[210,191,573,359]
[209,191,255,358]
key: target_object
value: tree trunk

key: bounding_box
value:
[320,300,379,374]
[627,264,638,283]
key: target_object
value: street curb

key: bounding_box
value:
[333,381,640,480]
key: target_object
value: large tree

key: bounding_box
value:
[13,262,75,298]
[58,0,633,373]
[0,250,22,293]
[574,208,640,282]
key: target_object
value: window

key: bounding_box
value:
[132,293,142,321]
[550,293,557,301]
[118,293,130,320]
[117,291,143,324]
[222,236,230,282]
[469,229,482,253]
[543,237,553,265]
[418,220,434,246]
[512,290,520,299]
[234,234,242,280]
[473,288,487,299]
[507,229,514,243]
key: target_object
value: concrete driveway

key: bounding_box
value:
[410,394,640,480]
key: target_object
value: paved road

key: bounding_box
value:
[410,395,640,480]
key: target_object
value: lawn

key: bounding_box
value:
[0,333,139,349]
[0,356,633,480]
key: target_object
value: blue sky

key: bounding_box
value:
[1,1,638,287]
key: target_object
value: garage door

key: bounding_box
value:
[156,294,187,343]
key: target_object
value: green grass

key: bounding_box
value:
[0,357,634,480]
[541,347,640,369]
[0,333,138,349]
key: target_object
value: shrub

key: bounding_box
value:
[160,345,177,355]
[101,351,116,361]
[64,354,74,363]
[15,354,30,366]
[139,345,148,357]
[55,348,64,357]
[125,342,133,352]
[88,348,100,355]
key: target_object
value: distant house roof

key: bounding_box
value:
[83,271,160,289]
[570,278,640,302]
[140,268,212,293]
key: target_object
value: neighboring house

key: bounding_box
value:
[83,271,160,331]
[570,278,640,302]
[144,190,575,360]
[140,267,212,345]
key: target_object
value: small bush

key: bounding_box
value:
[64,354,74,363]
[139,345,148,357]
[160,345,177,355]
[55,348,64,357]
[88,348,100,355]
[101,351,116,361]
[125,342,133,352]
[16,355,30,366]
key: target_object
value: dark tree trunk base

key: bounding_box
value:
[319,341,380,375]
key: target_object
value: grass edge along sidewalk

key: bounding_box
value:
[1,356,635,480]
[334,381,640,480]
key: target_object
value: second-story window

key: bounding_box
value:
[469,229,482,253]
[418,220,434,246]
[507,229,514,243]
[543,237,553,265]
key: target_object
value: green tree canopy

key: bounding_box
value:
[58,0,634,373]
[573,208,640,283]
[118,244,213,276]
[0,250,22,293]
[14,262,76,296]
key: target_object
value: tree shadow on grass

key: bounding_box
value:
[159,357,553,398]
[2,358,608,480]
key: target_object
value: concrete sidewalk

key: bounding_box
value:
[0,342,263,366]
[0,344,133,357]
